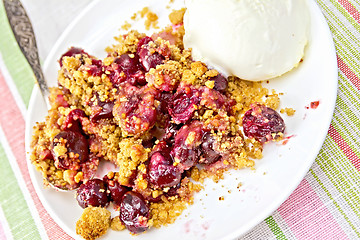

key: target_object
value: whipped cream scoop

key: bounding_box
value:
[184,0,310,81]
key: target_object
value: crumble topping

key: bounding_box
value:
[76,206,111,240]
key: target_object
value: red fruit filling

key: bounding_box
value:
[148,142,181,188]
[59,47,88,67]
[242,103,285,143]
[120,191,149,234]
[76,179,109,208]
[113,86,158,136]
[103,174,130,206]
[52,131,89,169]
[169,85,201,124]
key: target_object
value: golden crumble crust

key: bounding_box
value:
[76,206,111,240]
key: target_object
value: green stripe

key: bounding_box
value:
[0,144,41,239]
[0,1,35,106]
[333,98,360,155]
[317,0,360,75]
[315,137,360,233]
[338,74,360,111]
[331,95,360,160]
[265,216,288,240]
[309,168,360,237]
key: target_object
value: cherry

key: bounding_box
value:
[170,121,204,171]
[242,103,285,143]
[114,53,140,72]
[171,145,201,171]
[63,109,86,133]
[52,131,89,169]
[158,92,172,114]
[137,37,164,71]
[107,54,146,87]
[200,87,235,114]
[161,122,182,145]
[138,49,164,72]
[199,132,222,165]
[120,191,149,234]
[113,87,158,136]
[137,36,153,50]
[103,175,129,206]
[211,74,228,93]
[148,151,181,188]
[76,179,109,208]
[128,70,147,86]
[59,47,88,67]
[90,98,115,122]
[86,59,103,77]
[169,86,201,124]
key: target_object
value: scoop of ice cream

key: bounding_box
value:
[183,0,310,81]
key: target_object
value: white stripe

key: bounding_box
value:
[240,220,277,240]
[0,125,48,239]
[271,211,297,239]
[0,206,13,240]
[0,53,27,118]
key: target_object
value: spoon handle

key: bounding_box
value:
[3,0,50,105]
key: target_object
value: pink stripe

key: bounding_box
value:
[0,71,72,240]
[328,124,360,171]
[0,220,7,240]
[337,56,360,92]
[338,0,360,24]
[278,179,348,239]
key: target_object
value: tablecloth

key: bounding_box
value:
[0,0,359,239]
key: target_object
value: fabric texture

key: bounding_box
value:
[0,0,359,239]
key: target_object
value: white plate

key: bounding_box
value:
[25,0,338,239]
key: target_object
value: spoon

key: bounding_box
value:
[3,0,76,191]
[3,0,50,108]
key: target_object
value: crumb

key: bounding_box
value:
[139,7,150,18]
[110,216,126,231]
[145,11,159,30]
[205,80,215,89]
[76,207,111,240]
[191,61,208,77]
[121,21,132,31]
[219,196,224,201]
[169,8,186,25]
[131,12,137,20]
[280,108,296,116]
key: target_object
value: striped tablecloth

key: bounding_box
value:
[0,0,359,239]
